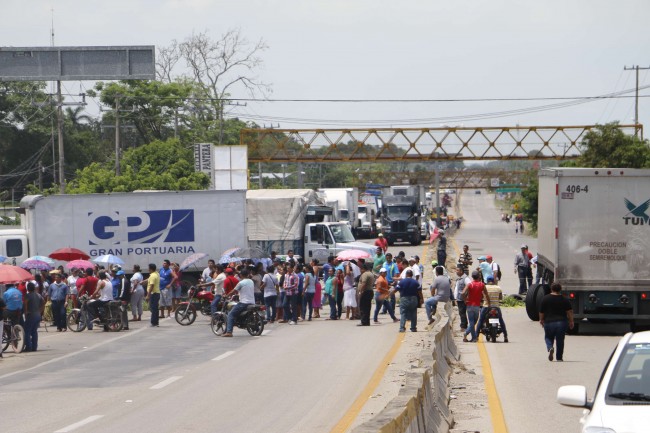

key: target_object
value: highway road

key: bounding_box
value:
[0,243,428,433]
[0,190,628,433]
[454,190,625,433]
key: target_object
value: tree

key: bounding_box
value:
[67,138,210,193]
[158,29,271,144]
[574,122,650,168]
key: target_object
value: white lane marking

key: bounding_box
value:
[0,326,148,381]
[54,415,104,432]
[212,350,235,361]
[149,376,182,390]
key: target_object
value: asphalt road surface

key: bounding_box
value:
[454,189,624,433]
[0,242,428,433]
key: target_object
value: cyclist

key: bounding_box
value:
[3,283,24,327]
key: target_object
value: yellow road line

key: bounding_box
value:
[452,231,508,432]
[477,336,509,433]
[332,241,431,432]
[329,332,404,433]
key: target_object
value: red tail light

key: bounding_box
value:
[641,293,649,301]
[569,292,576,299]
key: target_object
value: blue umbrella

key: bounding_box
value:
[0,255,7,263]
[92,254,125,266]
[26,255,55,265]
[20,259,53,271]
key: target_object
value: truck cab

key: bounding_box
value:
[305,222,374,260]
[0,228,29,266]
[356,205,377,238]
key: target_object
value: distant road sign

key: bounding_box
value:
[490,178,500,187]
[496,187,522,193]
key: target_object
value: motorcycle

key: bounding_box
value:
[211,298,265,337]
[67,295,124,332]
[175,286,220,326]
[479,306,504,343]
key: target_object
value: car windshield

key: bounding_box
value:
[329,224,356,243]
[386,205,411,218]
[606,342,650,403]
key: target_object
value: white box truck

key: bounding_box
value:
[0,190,247,285]
[527,168,650,332]
[317,188,359,234]
[247,189,374,260]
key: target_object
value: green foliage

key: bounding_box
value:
[501,296,525,307]
[66,138,210,193]
[574,122,650,168]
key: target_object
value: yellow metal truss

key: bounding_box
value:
[241,124,642,163]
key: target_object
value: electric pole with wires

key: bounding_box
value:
[624,65,650,139]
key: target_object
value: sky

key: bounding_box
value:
[2,0,649,132]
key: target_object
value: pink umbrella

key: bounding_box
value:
[336,249,372,261]
[20,259,53,271]
[66,260,94,270]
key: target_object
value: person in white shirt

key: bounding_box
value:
[454,266,472,331]
[202,259,216,282]
[130,264,145,321]
[222,268,255,337]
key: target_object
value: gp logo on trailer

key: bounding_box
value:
[90,210,195,245]
[623,198,650,225]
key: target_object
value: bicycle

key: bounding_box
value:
[2,316,25,354]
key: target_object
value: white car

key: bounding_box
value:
[557,330,650,433]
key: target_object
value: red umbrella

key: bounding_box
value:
[49,247,90,261]
[0,264,34,284]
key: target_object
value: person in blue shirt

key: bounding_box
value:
[3,283,24,326]
[381,253,399,314]
[394,269,420,333]
[477,256,493,283]
[158,259,173,318]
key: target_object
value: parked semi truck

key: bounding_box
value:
[0,190,247,285]
[380,194,422,246]
[247,189,374,260]
[526,168,650,332]
[317,187,359,233]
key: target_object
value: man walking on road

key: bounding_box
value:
[145,264,161,327]
[454,266,470,332]
[458,244,473,275]
[514,244,531,295]
[394,269,419,332]
[437,230,447,267]
[539,282,574,361]
[357,263,375,326]
[462,271,489,343]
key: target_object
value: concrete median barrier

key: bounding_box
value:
[352,303,458,433]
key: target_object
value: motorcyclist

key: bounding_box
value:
[87,270,114,331]
[477,276,508,342]
[221,268,255,337]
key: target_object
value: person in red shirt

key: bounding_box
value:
[374,234,388,254]
[223,268,240,296]
[78,268,99,330]
[462,270,489,342]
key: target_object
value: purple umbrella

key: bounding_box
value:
[180,252,208,271]
[20,259,53,271]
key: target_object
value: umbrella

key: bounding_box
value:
[66,259,94,270]
[26,255,55,265]
[180,252,208,271]
[228,247,269,259]
[336,249,372,261]
[49,247,90,261]
[92,254,125,266]
[218,247,246,264]
[20,259,53,271]
[0,264,34,284]
[0,255,7,263]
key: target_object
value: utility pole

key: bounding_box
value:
[624,65,650,139]
[56,80,65,193]
[115,96,121,175]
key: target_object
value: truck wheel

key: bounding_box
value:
[525,284,542,321]
[411,234,422,246]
